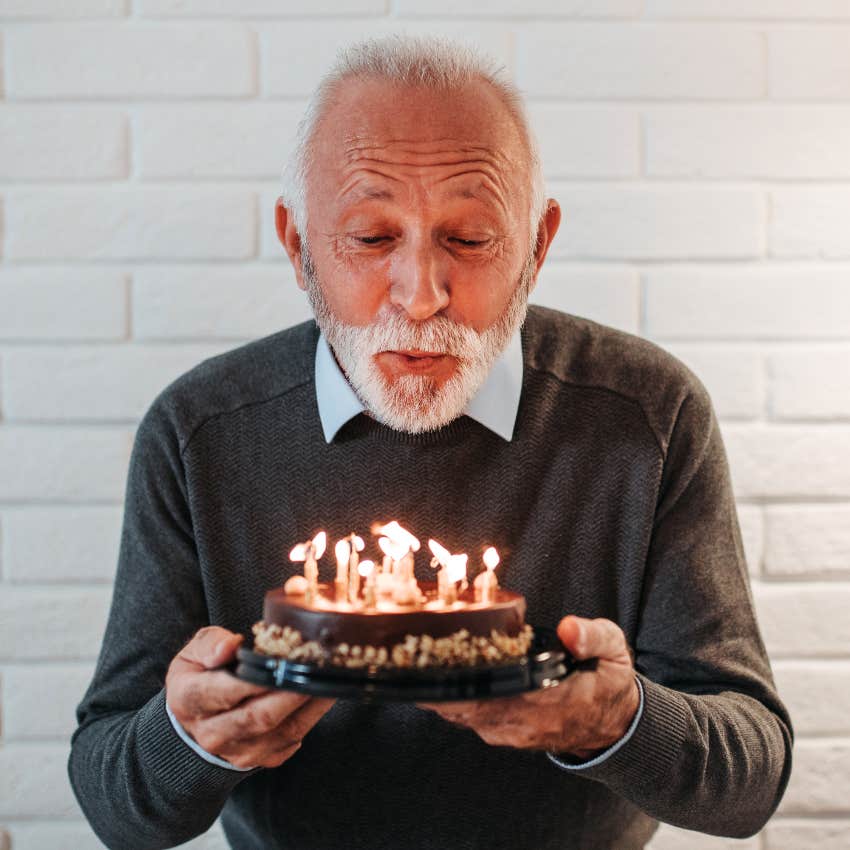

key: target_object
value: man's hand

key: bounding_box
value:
[418,615,640,760]
[165,626,335,770]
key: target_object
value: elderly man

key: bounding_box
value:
[69,35,792,850]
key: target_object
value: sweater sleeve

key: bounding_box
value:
[556,382,793,838]
[68,395,261,850]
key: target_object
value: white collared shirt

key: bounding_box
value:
[314,330,524,443]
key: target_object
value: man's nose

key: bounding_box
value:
[388,238,450,321]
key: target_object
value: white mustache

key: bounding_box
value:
[358,312,483,359]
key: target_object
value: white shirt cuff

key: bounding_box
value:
[165,697,256,772]
[545,676,644,771]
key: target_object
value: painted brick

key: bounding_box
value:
[723,424,850,499]
[645,267,850,339]
[517,24,765,98]
[136,103,302,179]
[5,22,256,98]
[0,105,127,180]
[765,819,850,850]
[0,0,127,16]
[771,189,850,259]
[646,106,850,178]
[737,504,764,576]
[3,662,96,738]
[528,105,640,178]
[0,426,133,501]
[530,265,640,334]
[768,346,850,420]
[778,739,850,814]
[656,344,762,419]
[647,822,758,849]
[752,583,850,657]
[395,0,641,16]
[770,27,850,99]
[0,586,112,661]
[0,268,126,340]
[3,506,123,583]
[5,823,107,850]
[545,186,763,260]
[647,0,850,18]
[0,743,78,818]
[142,0,384,12]
[772,661,850,735]
[764,505,850,576]
[2,343,233,420]
[6,188,256,260]
[133,265,310,339]
[260,21,513,97]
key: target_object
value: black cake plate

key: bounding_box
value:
[227,626,596,702]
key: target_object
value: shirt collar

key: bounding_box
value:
[314,329,523,443]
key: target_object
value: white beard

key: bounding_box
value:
[302,250,535,434]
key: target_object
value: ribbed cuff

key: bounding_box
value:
[556,673,692,788]
[136,688,263,796]
[546,676,644,771]
[165,698,256,772]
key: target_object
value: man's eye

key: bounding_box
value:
[451,238,487,247]
[356,235,387,245]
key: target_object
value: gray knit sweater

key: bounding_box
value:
[69,306,793,850]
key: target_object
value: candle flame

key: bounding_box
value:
[483,546,500,571]
[374,520,420,552]
[289,543,307,561]
[447,553,468,583]
[358,559,375,577]
[379,536,408,562]
[312,531,327,560]
[335,539,350,564]
[428,538,451,567]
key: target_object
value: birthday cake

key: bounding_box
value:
[251,525,534,670]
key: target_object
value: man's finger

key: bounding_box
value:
[177,626,246,671]
[557,616,627,661]
[199,689,314,742]
[173,669,270,716]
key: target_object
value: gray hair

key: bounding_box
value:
[281,34,547,257]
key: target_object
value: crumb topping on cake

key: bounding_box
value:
[252,621,534,669]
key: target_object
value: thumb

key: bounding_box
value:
[557,615,628,662]
[181,626,245,670]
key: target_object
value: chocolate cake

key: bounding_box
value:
[252,580,534,670]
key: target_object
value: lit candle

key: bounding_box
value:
[290,531,326,605]
[445,553,468,605]
[359,559,376,607]
[348,533,365,603]
[474,546,500,604]
[428,538,455,605]
[334,538,350,601]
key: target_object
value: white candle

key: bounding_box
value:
[359,559,376,607]
[445,554,467,605]
[348,533,364,603]
[475,546,500,604]
[302,531,326,604]
[334,538,350,601]
[335,539,350,584]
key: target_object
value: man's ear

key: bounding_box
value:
[532,199,561,279]
[275,197,307,291]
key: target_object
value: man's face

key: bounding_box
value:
[279,77,556,432]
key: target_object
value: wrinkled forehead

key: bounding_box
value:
[306,77,530,201]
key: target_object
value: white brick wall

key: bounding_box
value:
[1,6,848,850]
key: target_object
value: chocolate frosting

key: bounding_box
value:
[263,581,526,649]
